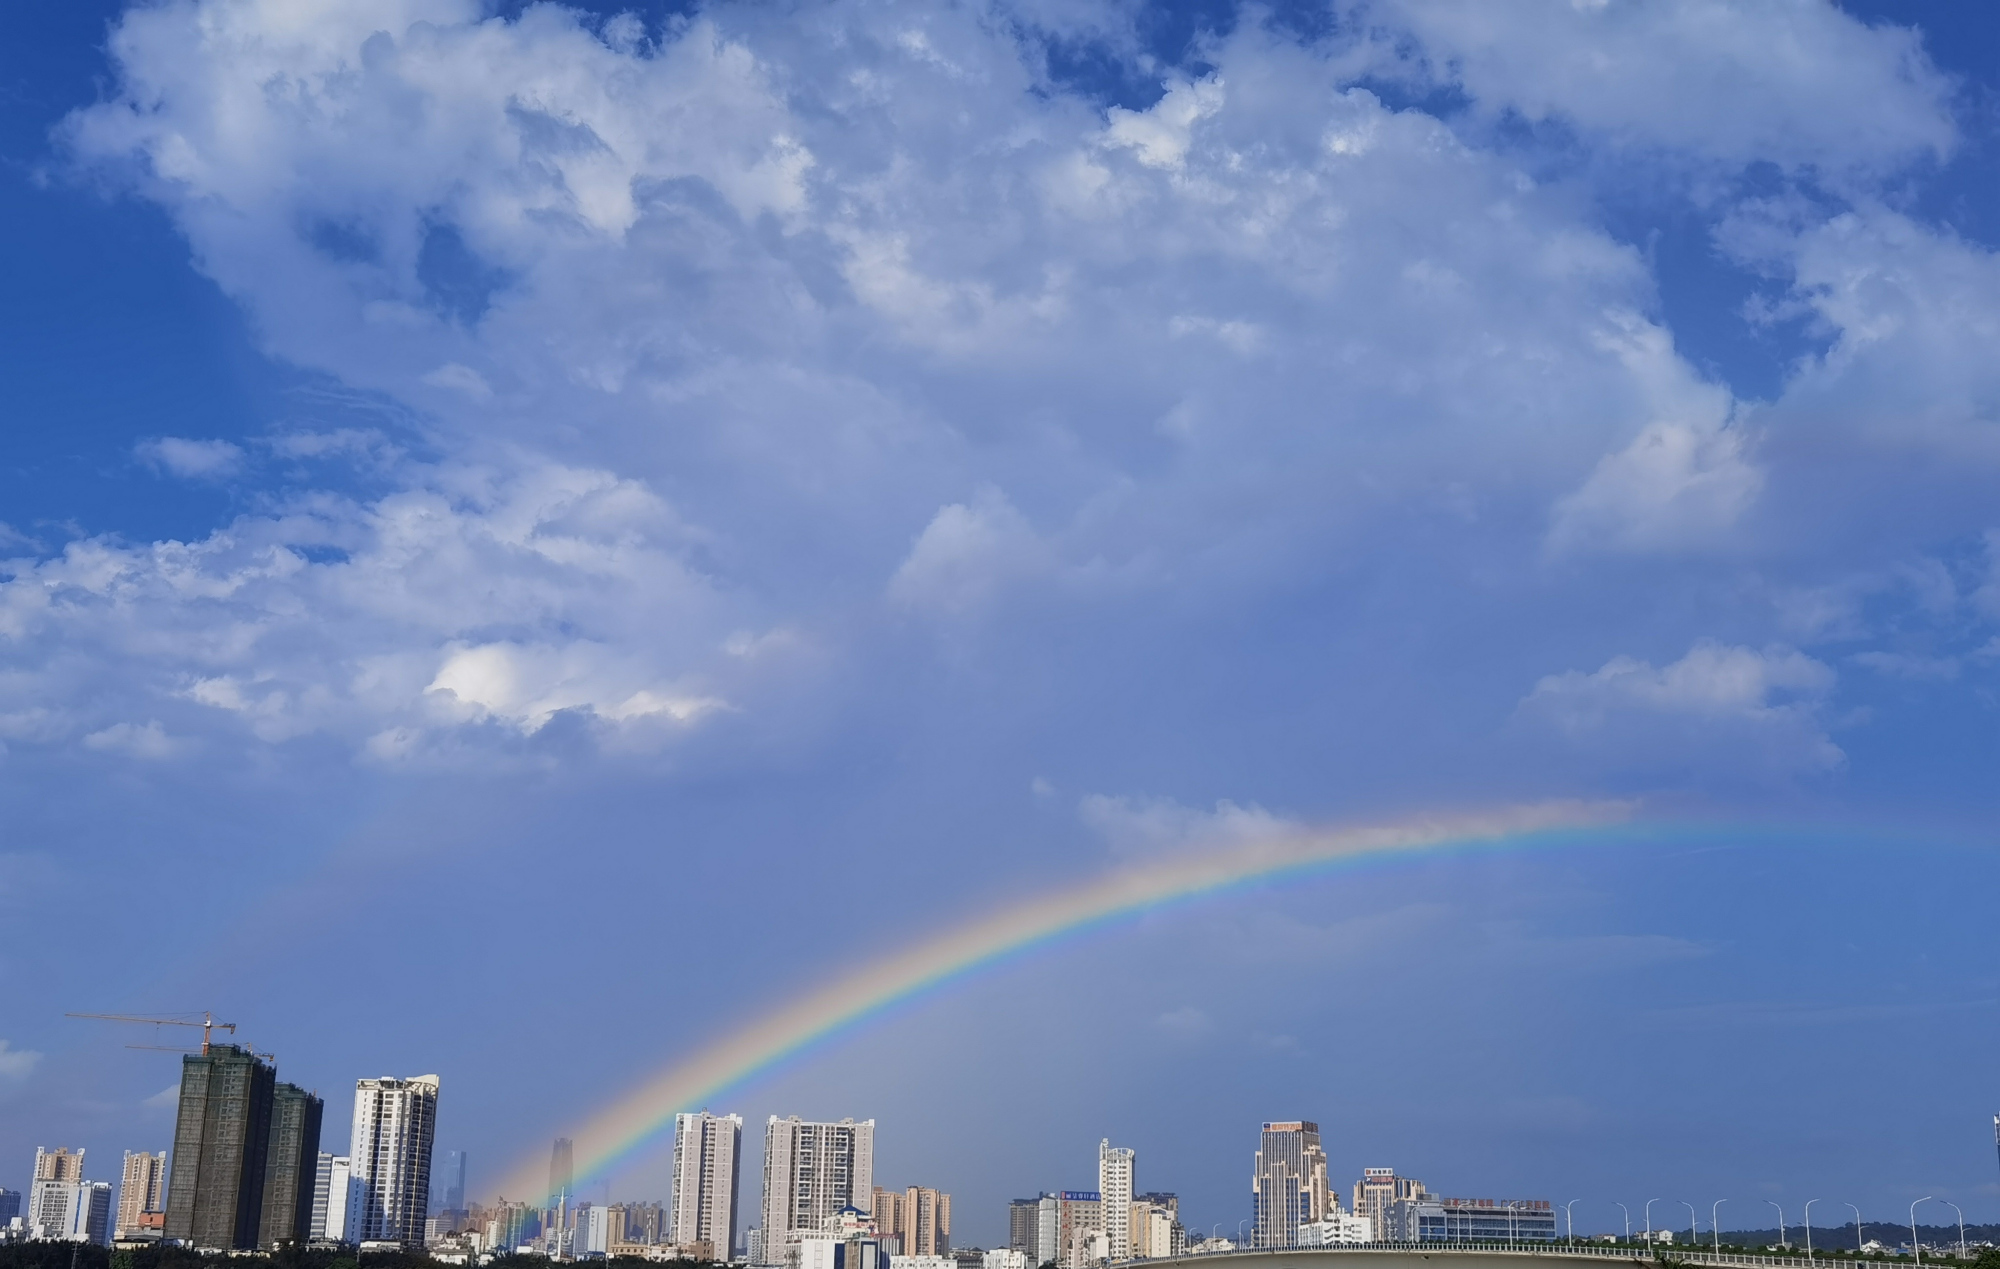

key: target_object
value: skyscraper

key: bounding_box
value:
[670,1112,742,1257]
[116,1151,168,1239]
[548,1139,574,1205]
[873,1186,950,1256]
[1250,1121,1328,1249]
[259,1083,324,1249]
[1098,1142,1134,1261]
[440,1150,468,1214]
[348,1075,440,1249]
[0,1189,20,1226]
[760,1117,874,1258]
[165,1045,278,1250]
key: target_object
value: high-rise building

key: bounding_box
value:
[348,1075,440,1249]
[1350,1168,1426,1242]
[1097,1142,1134,1261]
[548,1139,574,1205]
[309,1154,356,1242]
[747,1226,767,1265]
[33,1182,111,1244]
[1008,1199,1039,1262]
[0,1188,20,1225]
[1251,1122,1328,1249]
[760,1117,874,1258]
[625,1200,665,1245]
[671,1112,742,1257]
[34,1148,86,1184]
[873,1186,950,1256]
[116,1151,168,1239]
[440,1151,467,1214]
[259,1083,324,1249]
[165,1045,278,1250]
[1008,1192,1040,1256]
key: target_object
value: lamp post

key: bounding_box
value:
[1566,1201,1581,1248]
[1769,1202,1788,1251]
[1844,1205,1862,1258]
[1683,1204,1697,1249]
[1616,1204,1632,1245]
[1804,1200,1819,1264]
[1939,1202,1963,1261]
[1646,1200,1660,1247]
[1507,1201,1520,1246]
[1237,1221,1248,1249]
[1911,1197,1933,1269]
[1712,1202,1727,1254]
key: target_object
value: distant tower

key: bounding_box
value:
[441,1150,468,1214]
[760,1117,874,1255]
[1251,1122,1329,1249]
[348,1075,440,1249]
[670,1112,742,1257]
[1098,1143,1134,1261]
[548,1139,574,1207]
[165,1045,278,1250]
[116,1151,169,1239]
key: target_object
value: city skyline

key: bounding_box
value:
[8,0,2000,1255]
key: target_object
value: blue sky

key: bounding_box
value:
[5,0,2000,1249]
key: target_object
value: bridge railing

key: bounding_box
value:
[1137,1241,1864,1269]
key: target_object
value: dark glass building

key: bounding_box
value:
[164,1045,277,1250]
[259,1083,325,1249]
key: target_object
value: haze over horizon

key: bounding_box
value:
[5,0,2000,1249]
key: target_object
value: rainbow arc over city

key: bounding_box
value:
[496,799,1648,1200]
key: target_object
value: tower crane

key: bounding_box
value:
[66,1011,237,1054]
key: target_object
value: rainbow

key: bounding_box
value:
[495,800,1634,1200]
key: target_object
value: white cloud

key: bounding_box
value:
[136,437,245,480]
[23,0,1995,794]
[1523,640,1842,774]
[1365,0,1954,176]
[82,720,187,760]
[1080,792,1296,859]
[888,488,1054,615]
[144,1083,179,1109]
[0,1040,42,1080]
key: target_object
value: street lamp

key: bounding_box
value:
[1646,1200,1660,1247]
[1939,1202,1964,1261]
[1911,1197,1934,1269]
[1844,1205,1862,1258]
[1712,1202,1727,1254]
[1615,1204,1632,1244]
[1237,1221,1248,1249]
[1566,1201,1581,1248]
[1804,1200,1820,1264]
[1769,1202,1788,1252]
[1683,1204,1697,1249]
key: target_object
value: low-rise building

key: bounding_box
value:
[1383,1198,1555,1244]
[985,1248,1031,1269]
[1297,1212,1374,1246]
[797,1208,890,1269]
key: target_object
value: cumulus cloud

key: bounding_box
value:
[14,0,1993,797]
[136,437,246,480]
[1522,640,1842,775]
[82,720,188,760]
[0,1039,42,1081]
